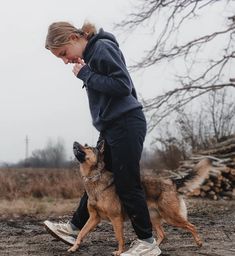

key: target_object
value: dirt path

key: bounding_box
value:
[0,198,234,256]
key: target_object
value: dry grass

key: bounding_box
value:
[0,167,84,200]
[0,167,84,218]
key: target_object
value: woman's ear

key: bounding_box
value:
[69,33,79,41]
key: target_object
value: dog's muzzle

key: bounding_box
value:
[73,141,86,163]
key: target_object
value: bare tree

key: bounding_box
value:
[116,0,235,129]
[152,87,235,158]
[207,88,235,140]
[141,142,183,170]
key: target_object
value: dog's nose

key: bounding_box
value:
[73,141,80,148]
[73,141,86,163]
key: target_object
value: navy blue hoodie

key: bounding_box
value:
[77,29,142,132]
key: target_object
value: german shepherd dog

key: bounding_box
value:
[68,141,211,254]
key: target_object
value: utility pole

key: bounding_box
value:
[25,135,29,160]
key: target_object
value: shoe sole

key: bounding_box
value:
[120,243,161,256]
[43,221,76,246]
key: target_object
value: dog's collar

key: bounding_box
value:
[81,162,105,182]
[82,172,101,182]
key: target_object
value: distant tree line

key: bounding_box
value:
[14,138,72,168]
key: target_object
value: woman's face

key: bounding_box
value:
[50,36,88,64]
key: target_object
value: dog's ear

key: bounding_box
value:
[97,140,105,154]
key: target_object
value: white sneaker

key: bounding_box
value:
[120,239,161,256]
[44,220,78,245]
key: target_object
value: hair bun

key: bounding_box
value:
[81,21,97,39]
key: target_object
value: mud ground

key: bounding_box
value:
[0,198,234,256]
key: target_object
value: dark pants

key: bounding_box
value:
[71,108,152,239]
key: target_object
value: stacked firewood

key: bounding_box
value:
[176,136,235,200]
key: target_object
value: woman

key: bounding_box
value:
[44,21,161,256]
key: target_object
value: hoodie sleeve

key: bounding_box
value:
[77,40,132,97]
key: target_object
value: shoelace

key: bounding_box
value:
[57,221,70,231]
[128,240,140,250]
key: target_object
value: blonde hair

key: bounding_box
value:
[45,21,97,50]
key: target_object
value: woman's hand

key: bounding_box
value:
[72,58,86,76]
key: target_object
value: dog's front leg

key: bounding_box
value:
[68,211,100,253]
[110,216,125,255]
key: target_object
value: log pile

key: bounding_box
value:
[176,136,235,200]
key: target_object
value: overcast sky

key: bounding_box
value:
[0,0,167,163]
[0,0,233,163]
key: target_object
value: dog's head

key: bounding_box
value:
[73,141,104,167]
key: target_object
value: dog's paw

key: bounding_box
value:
[197,239,203,247]
[112,250,123,256]
[67,244,79,253]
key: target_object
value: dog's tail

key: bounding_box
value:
[173,158,212,192]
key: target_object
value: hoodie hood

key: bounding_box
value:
[83,28,119,61]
